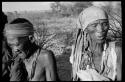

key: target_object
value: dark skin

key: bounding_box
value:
[86,19,109,71]
[85,19,122,80]
[6,35,58,81]
[30,49,58,81]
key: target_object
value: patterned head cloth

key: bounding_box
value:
[4,22,34,37]
[76,6,108,30]
[71,6,109,81]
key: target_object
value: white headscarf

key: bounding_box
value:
[76,6,108,30]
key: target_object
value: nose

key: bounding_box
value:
[96,24,103,32]
[13,39,19,46]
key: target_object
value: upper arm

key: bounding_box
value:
[43,51,58,81]
[115,42,122,66]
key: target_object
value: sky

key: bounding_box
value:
[2,2,54,12]
[2,2,121,12]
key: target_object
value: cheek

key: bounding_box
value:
[87,26,96,33]
[87,28,96,36]
[7,39,18,45]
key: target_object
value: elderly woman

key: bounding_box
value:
[2,18,59,81]
[70,6,122,81]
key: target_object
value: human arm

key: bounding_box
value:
[34,50,59,81]
[44,50,58,81]
[9,58,28,81]
[115,41,122,81]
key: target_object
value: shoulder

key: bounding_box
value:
[109,41,122,54]
[37,49,55,64]
[115,41,122,64]
[108,41,122,64]
[114,41,122,54]
[39,49,54,58]
[107,41,122,58]
[108,41,122,50]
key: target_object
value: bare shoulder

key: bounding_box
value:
[37,49,55,65]
[114,41,122,80]
[39,49,54,58]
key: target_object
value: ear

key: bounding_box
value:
[28,35,33,40]
[29,35,35,43]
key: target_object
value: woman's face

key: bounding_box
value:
[86,19,109,43]
[6,35,29,53]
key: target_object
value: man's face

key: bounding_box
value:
[6,35,29,53]
[86,19,109,43]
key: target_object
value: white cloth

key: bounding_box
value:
[76,6,108,30]
[75,42,117,81]
[69,45,74,64]
[101,42,117,80]
[76,69,110,81]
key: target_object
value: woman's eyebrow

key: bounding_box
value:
[88,22,98,26]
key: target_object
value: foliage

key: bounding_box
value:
[72,2,92,15]
[102,3,122,41]
[5,2,121,56]
[50,2,92,17]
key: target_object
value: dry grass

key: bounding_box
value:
[56,49,72,81]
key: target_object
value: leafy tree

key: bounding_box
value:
[101,2,122,41]
[72,2,92,15]
[50,2,61,16]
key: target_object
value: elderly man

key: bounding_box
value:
[2,18,58,81]
[70,6,122,81]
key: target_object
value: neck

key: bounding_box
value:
[89,37,105,55]
[23,41,39,59]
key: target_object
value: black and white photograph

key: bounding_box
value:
[2,1,122,81]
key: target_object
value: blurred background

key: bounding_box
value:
[2,1,122,81]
